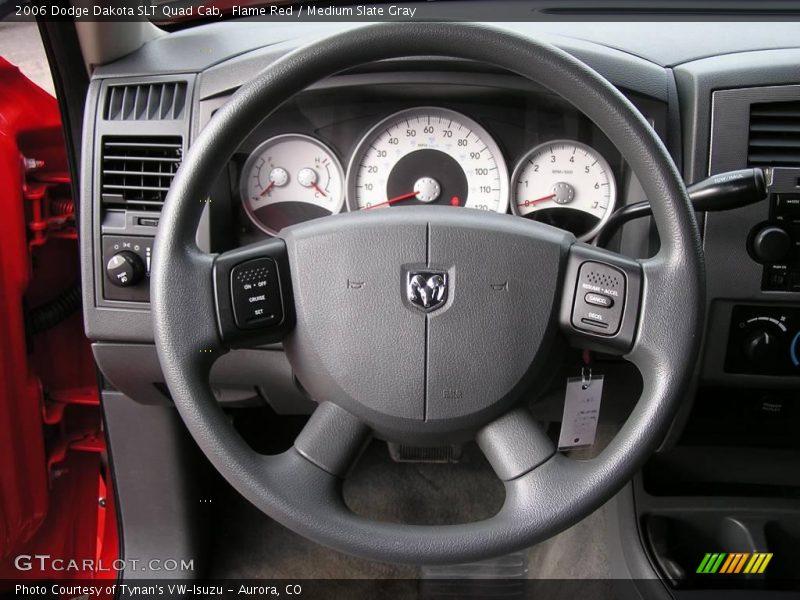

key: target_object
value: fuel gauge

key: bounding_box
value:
[240,134,344,236]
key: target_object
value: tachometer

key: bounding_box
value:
[347,107,508,213]
[511,140,616,241]
[241,134,344,236]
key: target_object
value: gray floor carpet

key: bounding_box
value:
[210,440,613,580]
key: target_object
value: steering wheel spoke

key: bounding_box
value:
[294,402,371,477]
[477,408,555,482]
[559,242,644,356]
[212,238,295,347]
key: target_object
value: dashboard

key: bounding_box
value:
[232,96,620,243]
[68,19,800,586]
[79,21,800,417]
[201,72,666,259]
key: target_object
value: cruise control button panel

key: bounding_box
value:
[230,258,282,329]
[213,238,294,346]
[571,261,626,335]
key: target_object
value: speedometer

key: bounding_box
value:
[346,107,508,213]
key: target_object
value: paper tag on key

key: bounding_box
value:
[558,374,604,450]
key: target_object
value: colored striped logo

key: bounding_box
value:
[696,553,773,574]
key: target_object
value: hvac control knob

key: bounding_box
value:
[750,225,792,264]
[106,251,144,287]
[743,328,774,361]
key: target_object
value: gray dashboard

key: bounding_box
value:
[81,21,800,414]
[93,21,800,76]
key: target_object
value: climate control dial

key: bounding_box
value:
[725,305,800,376]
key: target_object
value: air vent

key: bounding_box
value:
[748,100,800,167]
[105,82,187,121]
[101,136,182,211]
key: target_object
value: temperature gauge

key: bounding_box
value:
[240,134,344,236]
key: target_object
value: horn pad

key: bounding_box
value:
[281,207,572,443]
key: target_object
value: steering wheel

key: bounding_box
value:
[152,23,703,564]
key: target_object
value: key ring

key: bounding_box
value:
[581,367,592,390]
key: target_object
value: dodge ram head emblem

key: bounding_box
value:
[407,271,448,312]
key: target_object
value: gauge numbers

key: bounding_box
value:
[511,140,616,241]
[347,107,508,213]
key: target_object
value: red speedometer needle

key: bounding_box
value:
[364,191,418,210]
[311,182,327,197]
[519,193,556,207]
[260,182,275,197]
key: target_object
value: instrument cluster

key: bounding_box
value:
[238,105,619,242]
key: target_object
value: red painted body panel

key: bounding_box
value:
[0,57,118,586]
[0,56,56,563]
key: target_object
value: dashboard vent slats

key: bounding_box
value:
[748,100,800,167]
[105,82,187,121]
[101,136,182,211]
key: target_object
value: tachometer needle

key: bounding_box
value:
[519,193,556,207]
[364,191,418,210]
[260,182,275,197]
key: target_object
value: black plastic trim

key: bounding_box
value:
[560,243,643,354]
[212,238,295,347]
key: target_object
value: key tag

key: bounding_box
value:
[558,367,604,450]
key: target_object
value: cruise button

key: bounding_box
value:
[585,292,614,308]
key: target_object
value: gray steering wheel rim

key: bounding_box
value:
[151,23,704,564]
